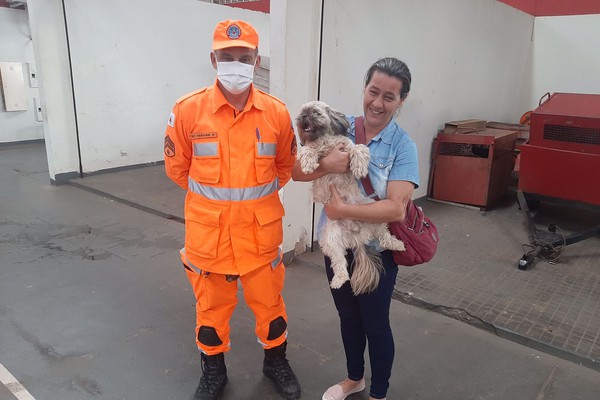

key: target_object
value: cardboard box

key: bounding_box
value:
[486,121,530,140]
[444,119,487,134]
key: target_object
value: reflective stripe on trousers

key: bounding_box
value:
[180,248,282,273]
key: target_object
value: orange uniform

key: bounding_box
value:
[164,80,297,354]
[165,79,296,274]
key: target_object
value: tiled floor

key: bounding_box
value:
[392,195,600,368]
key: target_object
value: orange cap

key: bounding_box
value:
[212,19,259,50]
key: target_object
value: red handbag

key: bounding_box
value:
[355,117,439,266]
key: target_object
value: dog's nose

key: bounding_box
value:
[301,118,312,132]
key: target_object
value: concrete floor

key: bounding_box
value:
[1,141,600,400]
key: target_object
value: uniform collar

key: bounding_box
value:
[211,78,267,113]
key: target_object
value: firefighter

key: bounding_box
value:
[164,19,300,400]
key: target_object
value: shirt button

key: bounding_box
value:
[379,163,383,168]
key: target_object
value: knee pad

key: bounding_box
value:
[267,316,287,340]
[198,326,223,346]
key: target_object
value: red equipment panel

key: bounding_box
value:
[519,92,600,206]
[432,129,517,208]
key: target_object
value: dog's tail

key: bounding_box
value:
[350,245,384,295]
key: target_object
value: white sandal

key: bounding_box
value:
[322,378,366,400]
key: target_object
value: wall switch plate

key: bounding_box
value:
[34,96,43,122]
[28,63,39,88]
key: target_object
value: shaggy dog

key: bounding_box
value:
[295,101,405,294]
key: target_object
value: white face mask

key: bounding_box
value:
[216,60,255,95]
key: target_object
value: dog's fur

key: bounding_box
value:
[295,101,405,294]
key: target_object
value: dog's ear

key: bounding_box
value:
[326,107,350,137]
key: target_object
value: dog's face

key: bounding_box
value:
[295,101,349,145]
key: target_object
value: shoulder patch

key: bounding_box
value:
[167,112,175,127]
[164,135,175,157]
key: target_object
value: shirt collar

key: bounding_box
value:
[352,116,397,145]
[377,119,397,144]
[210,78,267,114]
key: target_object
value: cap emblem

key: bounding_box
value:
[226,24,241,40]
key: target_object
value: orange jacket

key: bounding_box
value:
[164,81,297,275]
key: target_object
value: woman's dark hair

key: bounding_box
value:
[364,57,411,100]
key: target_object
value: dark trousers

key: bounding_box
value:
[325,249,398,399]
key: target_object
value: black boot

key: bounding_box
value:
[263,341,301,399]
[193,353,228,400]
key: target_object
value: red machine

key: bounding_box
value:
[517,92,600,269]
[519,92,600,206]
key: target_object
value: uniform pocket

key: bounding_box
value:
[186,207,221,258]
[255,142,277,183]
[193,141,220,184]
[254,201,284,254]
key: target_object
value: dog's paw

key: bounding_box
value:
[349,145,371,178]
[299,154,319,174]
[330,273,350,289]
[381,235,406,252]
[390,239,406,252]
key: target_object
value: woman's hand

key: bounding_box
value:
[323,185,347,220]
[319,144,350,174]
[324,180,415,223]
[291,143,350,182]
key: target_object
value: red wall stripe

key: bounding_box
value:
[223,0,269,14]
[500,0,536,16]
[500,0,600,17]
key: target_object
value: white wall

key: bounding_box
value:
[0,7,43,143]
[27,0,270,179]
[279,0,535,251]
[530,14,600,108]
[318,0,534,200]
[23,0,600,256]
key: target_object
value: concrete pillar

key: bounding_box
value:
[271,0,323,258]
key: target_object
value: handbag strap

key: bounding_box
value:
[355,116,380,201]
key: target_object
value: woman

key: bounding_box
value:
[292,57,419,400]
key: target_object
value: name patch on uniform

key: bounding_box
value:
[164,135,175,157]
[191,132,218,139]
[167,112,175,127]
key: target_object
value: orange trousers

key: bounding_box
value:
[184,261,288,355]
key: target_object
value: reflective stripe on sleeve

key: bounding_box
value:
[188,177,279,201]
[193,142,218,156]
